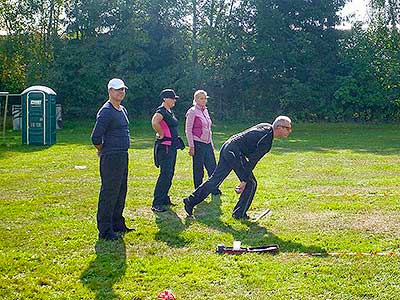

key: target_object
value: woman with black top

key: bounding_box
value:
[151,89,180,212]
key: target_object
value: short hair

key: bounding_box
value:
[272,116,291,128]
[193,90,208,105]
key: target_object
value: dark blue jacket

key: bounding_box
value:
[225,123,274,182]
[91,101,130,155]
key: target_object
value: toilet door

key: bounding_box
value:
[26,91,46,145]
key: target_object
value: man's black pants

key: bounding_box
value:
[153,144,177,208]
[97,152,128,237]
[188,142,257,217]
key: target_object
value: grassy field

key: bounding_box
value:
[1,120,399,299]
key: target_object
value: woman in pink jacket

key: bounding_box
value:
[185,90,221,196]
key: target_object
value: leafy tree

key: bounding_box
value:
[335,3,400,121]
[2,0,398,122]
[250,0,346,121]
[369,0,400,29]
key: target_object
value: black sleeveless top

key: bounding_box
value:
[156,106,179,146]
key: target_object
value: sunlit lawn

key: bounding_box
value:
[1,120,399,299]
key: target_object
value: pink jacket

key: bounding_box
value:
[185,104,213,148]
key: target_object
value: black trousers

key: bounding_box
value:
[189,142,257,217]
[97,152,128,237]
[192,141,219,194]
[153,144,177,208]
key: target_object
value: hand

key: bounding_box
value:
[95,145,102,157]
[188,147,195,156]
[156,132,164,139]
[235,181,247,194]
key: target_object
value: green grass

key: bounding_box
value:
[1,120,400,299]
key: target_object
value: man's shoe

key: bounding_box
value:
[152,206,167,212]
[232,213,250,220]
[99,233,121,241]
[183,197,194,217]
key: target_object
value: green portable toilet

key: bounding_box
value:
[21,86,57,145]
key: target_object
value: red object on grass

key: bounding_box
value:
[157,290,176,300]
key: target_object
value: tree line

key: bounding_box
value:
[0,0,399,122]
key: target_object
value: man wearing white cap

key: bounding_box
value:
[91,78,134,240]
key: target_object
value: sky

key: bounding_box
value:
[337,0,369,29]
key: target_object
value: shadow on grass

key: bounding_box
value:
[193,194,326,255]
[80,239,127,299]
[154,209,189,248]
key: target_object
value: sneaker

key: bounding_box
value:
[183,197,194,216]
[151,206,167,212]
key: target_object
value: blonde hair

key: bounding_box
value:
[193,90,208,105]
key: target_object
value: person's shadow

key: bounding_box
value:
[194,194,327,254]
[80,239,127,299]
[154,209,189,248]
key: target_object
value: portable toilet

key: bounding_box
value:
[21,86,57,145]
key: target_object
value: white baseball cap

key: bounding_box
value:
[107,78,128,90]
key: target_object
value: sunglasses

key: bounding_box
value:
[280,125,292,130]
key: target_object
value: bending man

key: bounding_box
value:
[183,116,292,219]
